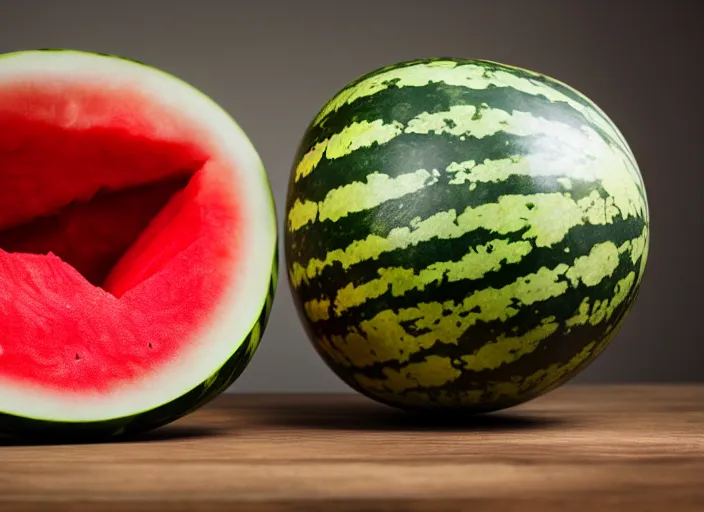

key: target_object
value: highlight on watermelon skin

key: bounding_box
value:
[0,49,278,441]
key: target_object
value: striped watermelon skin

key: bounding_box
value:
[284,58,649,412]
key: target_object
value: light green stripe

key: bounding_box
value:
[325,237,621,318]
[565,271,637,329]
[342,316,560,402]
[290,189,624,288]
[304,298,331,322]
[355,355,462,392]
[291,143,643,234]
[323,262,569,368]
[297,104,597,184]
[461,317,559,372]
[288,168,438,231]
[317,234,643,369]
[290,107,645,243]
[311,60,629,160]
[356,339,598,405]
[294,120,403,182]
[315,226,645,323]
[331,239,533,316]
[565,241,620,288]
[340,317,559,400]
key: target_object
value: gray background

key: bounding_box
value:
[0,0,701,391]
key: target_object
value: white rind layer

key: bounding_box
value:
[0,50,277,422]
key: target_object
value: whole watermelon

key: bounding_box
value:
[285,58,649,413]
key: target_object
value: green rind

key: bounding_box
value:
[285,57,649,412]
[0,249,278,442]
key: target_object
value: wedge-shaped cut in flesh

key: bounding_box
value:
[0,49,277,440]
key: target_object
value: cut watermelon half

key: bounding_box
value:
[0,49,278,440]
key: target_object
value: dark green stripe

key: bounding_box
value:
[304,70,620,156]
[293,57,640,209]
[311,57,452,130]
[299,213,645,338]
[289,130,553,213]
[330,240,639,385]
[480,59,634,154]
[292,186,620,306]
[287,167,600,269]
[310,57,546,131]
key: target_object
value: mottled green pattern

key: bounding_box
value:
[285,58,649,412]
[0,250,278,441]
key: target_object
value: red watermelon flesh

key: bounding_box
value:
[0,81,245,394]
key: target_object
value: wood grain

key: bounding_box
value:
[1,385,703,511]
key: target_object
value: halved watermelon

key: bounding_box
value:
[0,49,278,440]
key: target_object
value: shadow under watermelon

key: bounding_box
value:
[241,396,568,433]
[0,424,225,447]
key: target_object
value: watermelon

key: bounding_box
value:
[285,58,649,413]
[0,49,278,440]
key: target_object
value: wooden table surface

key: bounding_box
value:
[0,385,703,511]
